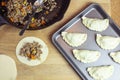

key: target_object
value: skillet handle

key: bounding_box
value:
[0,15,8,26]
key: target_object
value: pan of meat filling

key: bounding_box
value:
[0,0,70,30]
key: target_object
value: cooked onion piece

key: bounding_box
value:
[73,49,101,63]
[82,17,109,32]
[96,34,120,50]
[16,37,48,66]
[0,55,17,80]
[61,32,87,47]
[87,65,114,80]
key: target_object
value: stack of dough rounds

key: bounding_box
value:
[16,37,49,66]
[0,54,17,80]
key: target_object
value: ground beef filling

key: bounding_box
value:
[19,41,42,60]
[5,0,58,28]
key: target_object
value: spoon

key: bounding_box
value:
[19,0,43,36]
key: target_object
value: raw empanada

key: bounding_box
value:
[110,51,120,64]
[61,32,87,47]
[96,34,120,50]
[87,65,114,80]
[73,49,101,63]
[82,17,109,32]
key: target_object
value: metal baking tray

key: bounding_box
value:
[52,3,120,80]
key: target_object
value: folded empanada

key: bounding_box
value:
[110,51,120,64]
[61,32,87,47]
[73,49,101,63]
[96,34,120,50]
[82,17,109,32]
[87,65,114,80]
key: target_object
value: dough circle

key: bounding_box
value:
[0,54,17,80]
[16,37,49,66]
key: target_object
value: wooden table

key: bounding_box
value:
[0,0,120,80]
[111,0,120,27]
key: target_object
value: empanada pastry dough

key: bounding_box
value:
[61,32,87,47]
[82,17,109,32]
[87,65,114,80]
[0,55,17,80]
[96,34,120,50]
[16,37,49,66]
[110,51,120,64]
[73,49,101,63]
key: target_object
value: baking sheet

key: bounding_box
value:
[52,3,120,80]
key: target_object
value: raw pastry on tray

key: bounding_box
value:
[87,65,114,80]
[73,49,101,63]
[82,17,109,32]
[110,51,120,64]
[96,34,120,50]
[61,32,87,47]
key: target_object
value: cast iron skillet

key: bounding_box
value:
[0,0,70,30]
